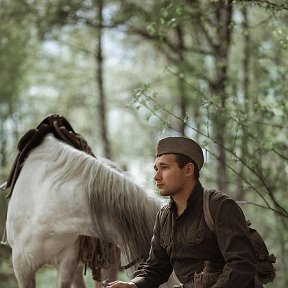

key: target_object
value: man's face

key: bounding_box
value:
[153,154,186,197]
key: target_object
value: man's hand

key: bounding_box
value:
[105,280,137,288]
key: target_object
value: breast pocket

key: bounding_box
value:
[185,227,213,246]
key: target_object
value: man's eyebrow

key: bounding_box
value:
[154,162,169,170]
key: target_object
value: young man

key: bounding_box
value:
[107,137,257,288]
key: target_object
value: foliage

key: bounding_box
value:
[0,0,287,287]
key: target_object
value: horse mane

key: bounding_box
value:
[28,134,161,262]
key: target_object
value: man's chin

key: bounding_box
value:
[159,190,169,197]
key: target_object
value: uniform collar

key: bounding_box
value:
[168,181,203,212]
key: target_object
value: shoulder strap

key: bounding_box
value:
[203,189,216,234]
[203,189,229,235]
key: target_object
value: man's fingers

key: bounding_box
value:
[106,280,121,287]
[106,280,135,288]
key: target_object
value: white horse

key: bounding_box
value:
[4,134,180,288]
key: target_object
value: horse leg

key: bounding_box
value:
[57,259,79,288]
[12,250,36,288]
[71,264,86,288]
[57,240,85,288]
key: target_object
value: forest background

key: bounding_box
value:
[0,0,287,287]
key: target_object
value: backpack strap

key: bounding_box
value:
[203,189,216,234]
[203,189,229,235]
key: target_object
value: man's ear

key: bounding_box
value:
[185,163,194,177]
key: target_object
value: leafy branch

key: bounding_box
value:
[132,86,288,218]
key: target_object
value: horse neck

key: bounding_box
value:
[86,164,161,263]
[34,135,162,264]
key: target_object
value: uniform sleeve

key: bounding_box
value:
[131,210,173,288]
[212,198,257,288]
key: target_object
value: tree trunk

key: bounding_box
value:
[210,0,233,192]
[96,0,111,160]
[94,2,119,287]
[175,26,189,135]
[236,6,251,200]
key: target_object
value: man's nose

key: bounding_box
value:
[154,171,161,181]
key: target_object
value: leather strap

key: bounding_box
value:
[203,190,216,234]
[203,189,228,235]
